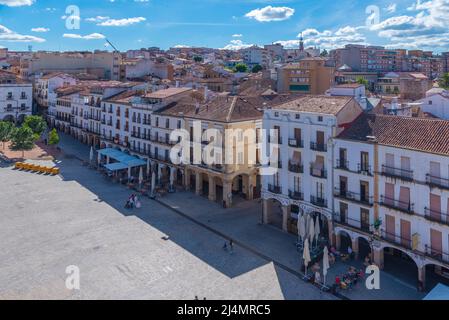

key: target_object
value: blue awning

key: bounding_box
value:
[424,283,449,300]
[98,147,147,171]
[105,162,129,171]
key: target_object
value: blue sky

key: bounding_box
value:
[1,0,449,52]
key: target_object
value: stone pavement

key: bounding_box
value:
[51,132,425,300]
[0,155,334,300]
[156,192,425,300]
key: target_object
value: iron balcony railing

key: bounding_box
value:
[288,139,304,148]
[382,165,414,181]
[424,208,449,226]
[310,165,327,179]
[381,230,412,250]
[358,163,372,176]
[268,184,282,194]
[426,174,449,190]
[336,159,349,170]
[424,245,449,264]
[334,188,373,206]
[310,195,327,208]
[333,213,371,232]
[288,162,304,173]
[380,195,414,214]
[310,142,327,152]
[289,190,304,201]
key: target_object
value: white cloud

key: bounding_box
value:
[278,26,367,50]
[31,27,50,33]
[63,33,106,40]
[372,0,449,50]
[85,16,110,22]
[0,0,34,7]
[0,24,45,42]
[173,44,191,48]
[232,34,243,38]
[245,6,294,22]
[97,17,146,27]
[221,39,253,50]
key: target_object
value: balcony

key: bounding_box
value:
[310,142,327,152]
[358,163,372,176]
[424,208,449,226]
[336,159,349,171]
[310,195,327,208]
[268,184,282,194]
[424,245,449,265]
[381,230,412,250]
[288,162,304,173]
[426,174,449,190]
[289,190,304,201]
[310,165,327,179]
[380,195,414,215]
[381,165,414,182]
[333,213,371,233]
[288,139,304,148]
[334,188,373,206]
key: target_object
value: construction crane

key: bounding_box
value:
[105,39,119,53]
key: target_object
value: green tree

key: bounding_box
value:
[0,121,15,150]
[251,64,263,73]
[23,115,47,140]
[356,77,369,90]
[48,128,60,146]
[193,56,203,62]
[10,126,35,158]
[234,63,248,73]
[320,49,328,57]
[439,73,449,89]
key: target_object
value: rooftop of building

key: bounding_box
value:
[143,87,192,99]
[271,95,354,115]
[155,94,297,123]
[338,113,449,156]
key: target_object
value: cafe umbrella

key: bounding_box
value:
[299,214,306,245]
[314,217,321,246]
[138,167,144,189]
[323,246,330,286]
[303,239,311,278]
[308,217,315,247]
[89,146,94,164]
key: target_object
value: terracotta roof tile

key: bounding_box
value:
[338,114,449,156]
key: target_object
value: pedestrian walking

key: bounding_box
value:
[222,242,228,251]
[229,240,234,254]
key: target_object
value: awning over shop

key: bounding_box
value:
[105,162,129,171]
[98,147,147,172]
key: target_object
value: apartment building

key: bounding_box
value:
[241,46,271,68]
[20,51,122,80]
[0,70,32,123]
[34,73,77,109]
[277,58,335,95]
[261,95,363,239]
[376,72,431,100]
[336,114,449,291]
[331,45,405,73]
[418,88,449,120]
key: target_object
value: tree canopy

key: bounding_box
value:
[234,63,248,73]
[251,64,263,73]
[0,121,15,150]
[10,125,35,157]
[23,115,47,140]
[439,73,449,89]
[48,128,60,146]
